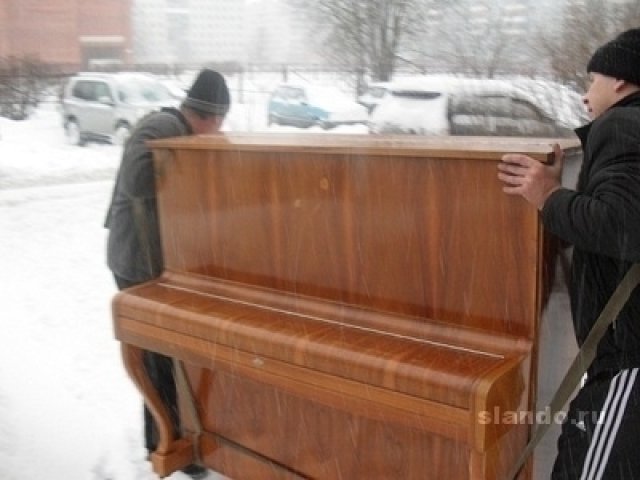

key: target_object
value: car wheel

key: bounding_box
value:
[65,119,85,146]
[113,123,131,146]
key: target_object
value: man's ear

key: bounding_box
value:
[614,78,629,92]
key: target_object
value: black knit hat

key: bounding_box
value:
[182,69,230,116]
[587,28,640,86]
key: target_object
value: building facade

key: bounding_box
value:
[0,0,131,68]
[0,0,246,69]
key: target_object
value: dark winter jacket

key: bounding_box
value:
[105,107,192,283]
[542,91,640,376]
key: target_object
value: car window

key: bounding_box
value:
[450,95,514,117]
[271,87,286,100]
[272,86,304,102]
[94,82,113,102]
[71,80,95,101]
[511,98,547,122]
[452,94,550,119]
[116,77,172,104]
[392,90,441,100]
[288,87,305,101]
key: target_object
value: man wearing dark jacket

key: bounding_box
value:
[105,69,230,479]
[498,29,640,479]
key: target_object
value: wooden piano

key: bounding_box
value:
[112,134,581,479]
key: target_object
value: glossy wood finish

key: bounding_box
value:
[112,133,581,479]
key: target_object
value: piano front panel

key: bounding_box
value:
[155,146,541,339]
[189,364,473,479]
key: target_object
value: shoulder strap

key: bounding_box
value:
[161,106,193,135]
[507,263,640,479]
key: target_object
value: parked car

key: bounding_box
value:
[267,83,368,129]
[368,75,587,137]
[61,72,179,146]
[357,81,390,113]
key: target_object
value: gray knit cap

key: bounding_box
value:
[182,69,230,116]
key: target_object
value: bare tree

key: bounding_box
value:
[408,1,538,78]
[288,0,432,82]
[536,0,640,91]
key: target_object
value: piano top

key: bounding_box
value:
[148,132,581,160]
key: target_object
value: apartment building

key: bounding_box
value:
[245,0,324,66]
[132,0,247,65]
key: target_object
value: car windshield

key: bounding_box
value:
[304,86,354,108]
[116,76,173,104]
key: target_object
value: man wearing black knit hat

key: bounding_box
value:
[105,68,230,479]
[498,29,640,479]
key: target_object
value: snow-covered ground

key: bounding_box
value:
[0,104,173,480]
[0,95,574,480]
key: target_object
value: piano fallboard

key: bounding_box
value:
[115,270,530,421]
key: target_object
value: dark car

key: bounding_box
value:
[369,76,587,137]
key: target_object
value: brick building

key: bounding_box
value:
[0,0,131,68]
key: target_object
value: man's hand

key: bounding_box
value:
[497,143,564,210]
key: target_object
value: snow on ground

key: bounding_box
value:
[0,98,366,480]
[0,105,164,480]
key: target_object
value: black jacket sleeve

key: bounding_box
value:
[541,108,640,262]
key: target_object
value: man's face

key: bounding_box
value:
[191,114,225,134]
[583,73,620,119]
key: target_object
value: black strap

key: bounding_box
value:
[507,263,640,479]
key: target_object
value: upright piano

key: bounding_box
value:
[112,134,580,479]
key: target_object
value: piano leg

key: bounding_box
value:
[121,343,195,477]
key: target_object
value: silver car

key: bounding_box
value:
[61,72,179,146]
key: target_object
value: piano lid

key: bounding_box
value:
[148,132,581,160]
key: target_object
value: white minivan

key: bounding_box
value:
[61,72,180,146]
